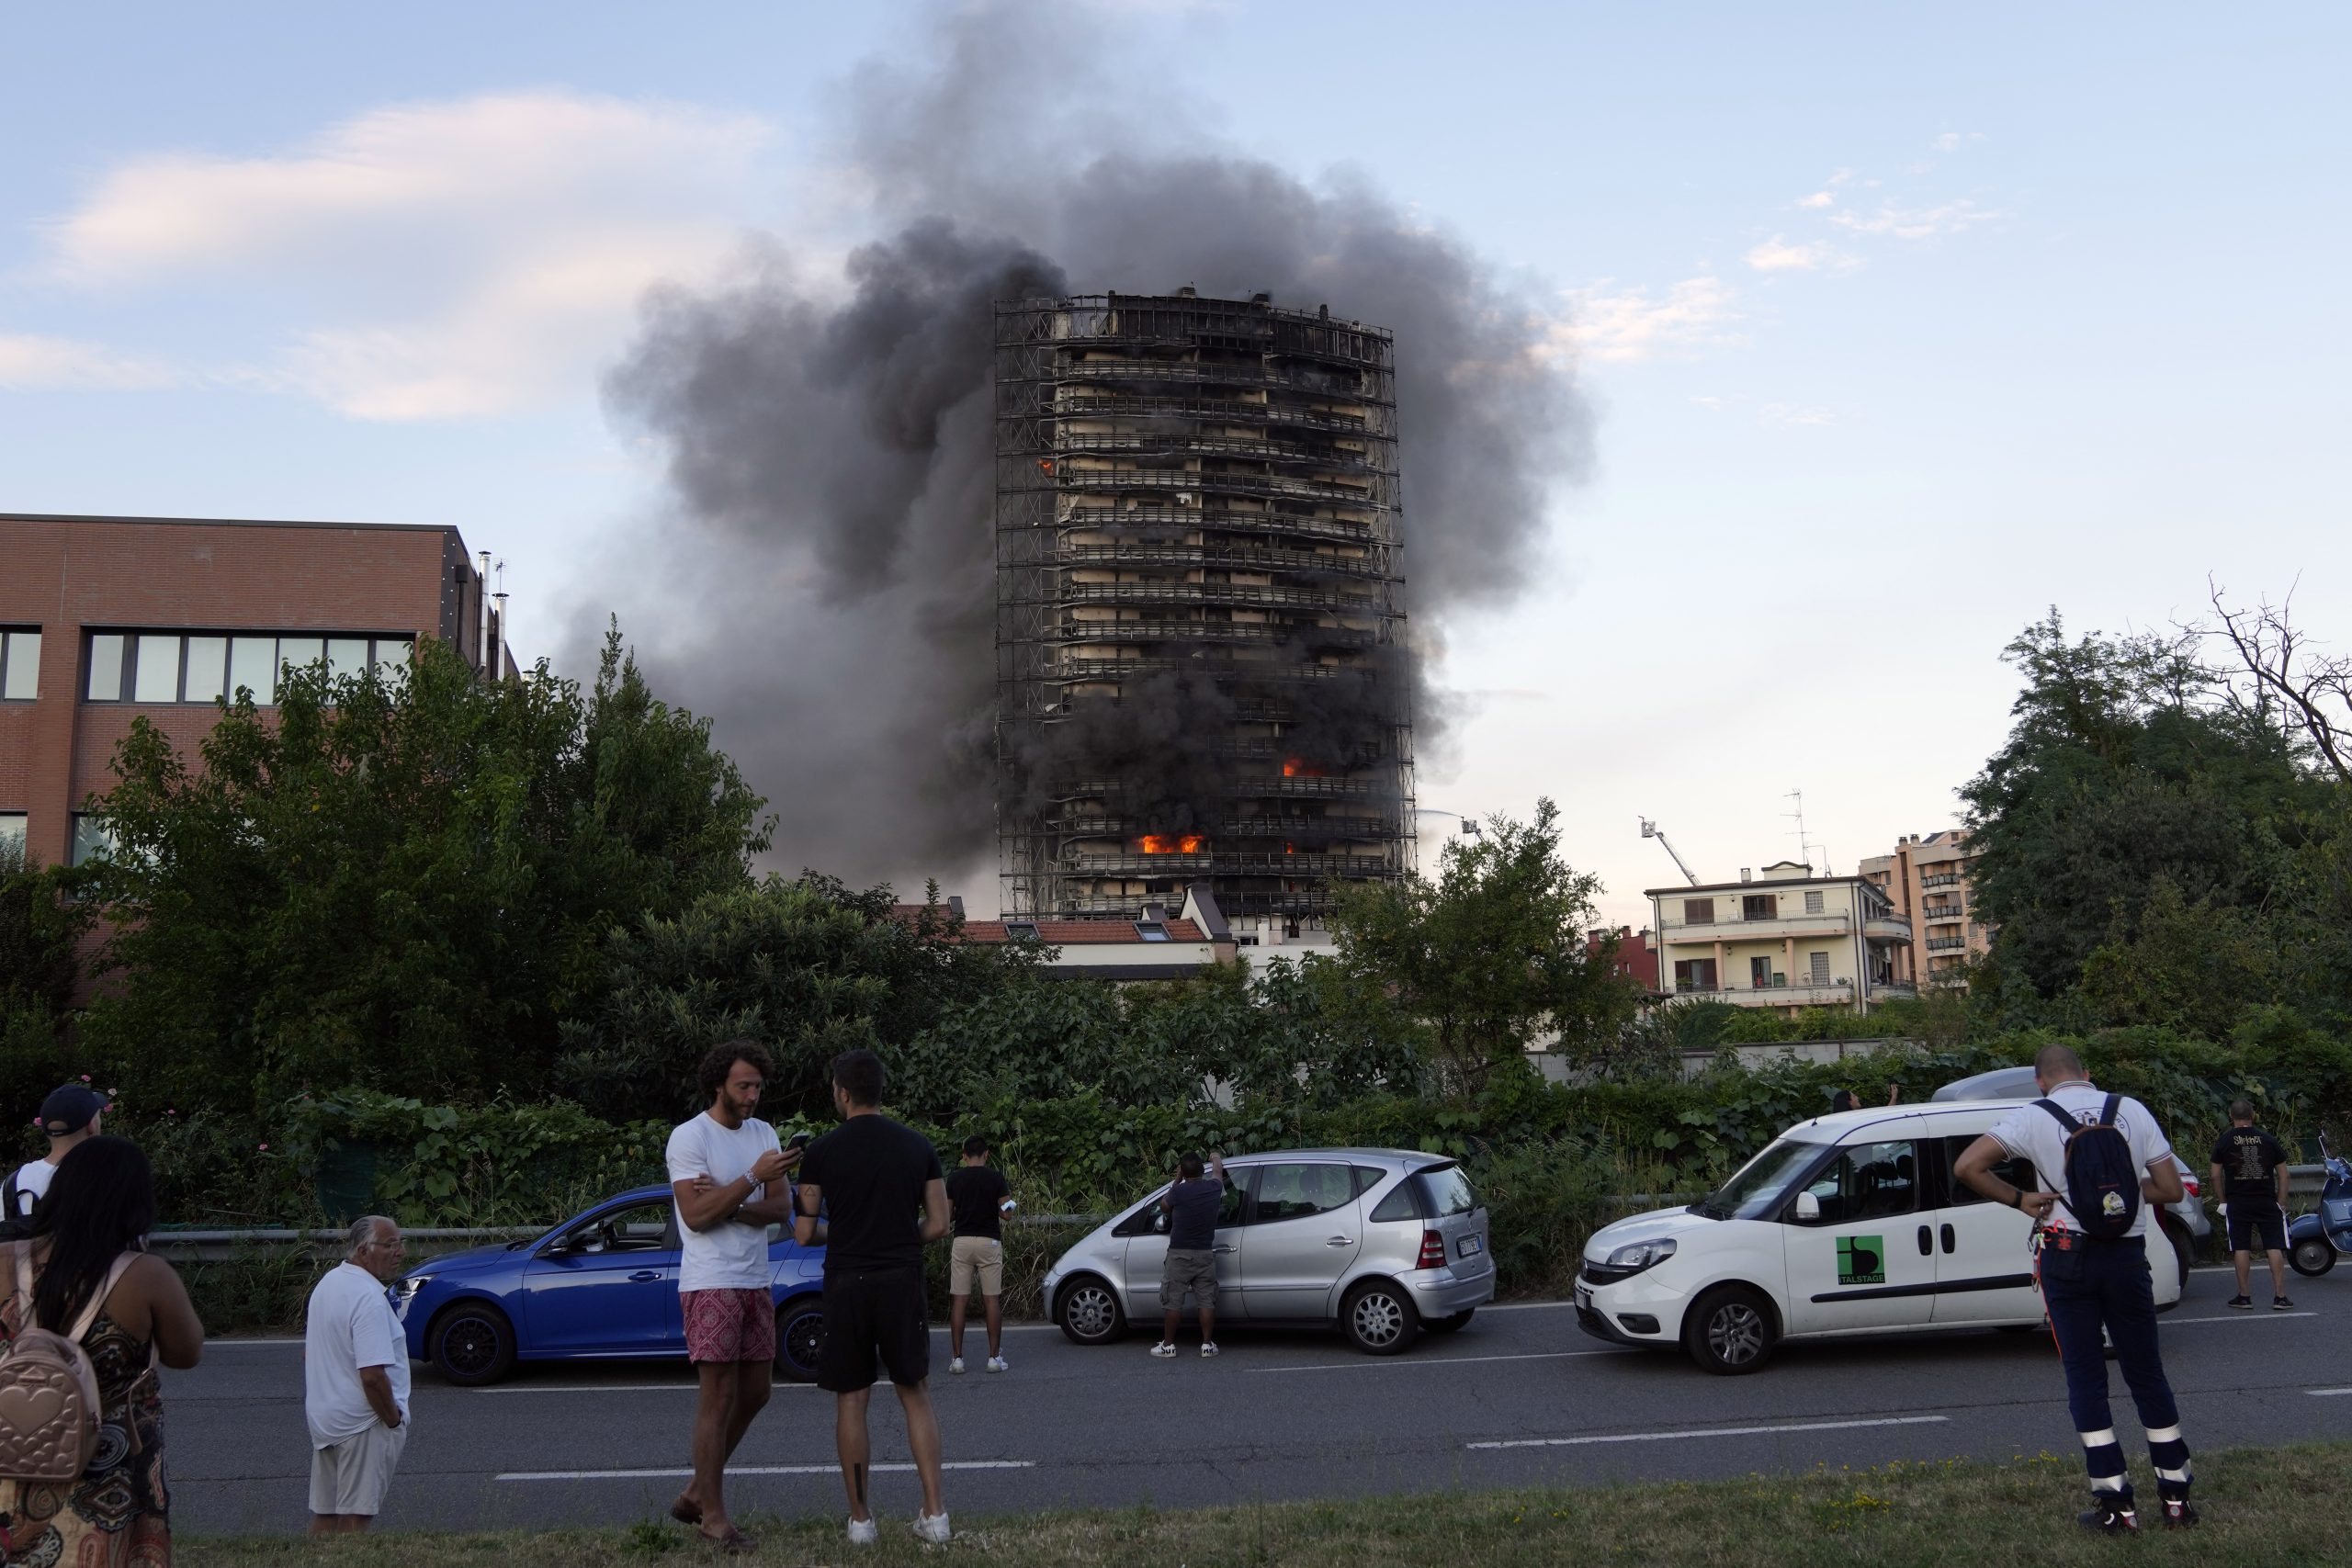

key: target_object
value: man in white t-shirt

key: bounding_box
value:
[1955,1043,2194,1534]
[664,1040,797,1551]
[304,1215,412,1534]
[5,1083,108,1227]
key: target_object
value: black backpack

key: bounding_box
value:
[0,1172,30,1244]
[2037,1094,2141,1242]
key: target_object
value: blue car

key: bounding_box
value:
[394,1184,827,1386]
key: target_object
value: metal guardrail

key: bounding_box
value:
[148,1214,1113,1263]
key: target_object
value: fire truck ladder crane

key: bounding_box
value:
[1640,818,1700,886]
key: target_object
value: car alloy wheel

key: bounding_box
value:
[1057,1278,1125,1345]
[1685,1284,1775,1375]
[776,1300,825,1383]
[431,1303,515,1386]
[1341,1280,1419,1356]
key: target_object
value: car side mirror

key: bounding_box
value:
[1791,1191,1821,1224]
[1154,1213,1170,1235]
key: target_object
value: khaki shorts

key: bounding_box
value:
[311,1419,408,1517]
[950,1235,1003,1296]
[1161,1247,1217,1309]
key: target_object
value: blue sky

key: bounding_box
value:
[6,2,2347,919]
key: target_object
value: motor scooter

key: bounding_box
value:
[2287,1131,2352,1277]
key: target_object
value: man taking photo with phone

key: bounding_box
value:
[666,1041,797,1552]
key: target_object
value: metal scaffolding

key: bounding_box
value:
[994,290,1415,929]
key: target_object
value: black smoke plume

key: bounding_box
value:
[598,2,1590,902]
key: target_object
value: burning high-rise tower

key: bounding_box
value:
[994,289,1413,931]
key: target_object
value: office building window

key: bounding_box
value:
[0,813,26,862]
[84,631,415,705]
[0,630,39,700]
[1804,891,1825,914]
[69,815,117,867]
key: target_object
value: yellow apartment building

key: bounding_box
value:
[1858,829,1990,987]
[1645,861,1917,1016]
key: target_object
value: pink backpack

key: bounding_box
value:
[0,1244,137,1483]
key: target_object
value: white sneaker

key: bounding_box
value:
[915,1511,952,1544]
[1200,1341,1220,1357]
[987,1355,1009,1373]
[847,1515,879,1546]
[1149,1341,1177,1358]
[949,1356,966,1375]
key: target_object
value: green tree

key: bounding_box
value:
[76,627,767,1117]
[555,877,1035,1122]
[1327,799,1638,1091]
[1962,611,2320,1004]
[0,843,89,1119]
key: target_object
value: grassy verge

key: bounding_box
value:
[186,1441,2346,1567]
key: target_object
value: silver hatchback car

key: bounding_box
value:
[1042,1147,1496,1355]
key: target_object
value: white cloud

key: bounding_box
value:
[1746,234,1852,273]
[1797,191,1836,209]
[1760,401,1835,427]
[0,333,179,389]
[1545,276,1741,364]
[1931,132,1962,152]
[1830,197,2000,240]
[37,92,777,419]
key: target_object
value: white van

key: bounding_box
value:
[1576,1101,2184,1373]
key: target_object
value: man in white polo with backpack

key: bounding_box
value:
[1955,1043,2195,1535]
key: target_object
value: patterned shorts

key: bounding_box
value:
[682,1288,775,1364]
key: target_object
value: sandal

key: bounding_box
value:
[672,1495,704,1526]
[697,1526,757,1553]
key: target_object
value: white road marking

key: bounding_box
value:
[1256,1350,1626,1374]
[1467,1415,1949,1450]
[2309,1388,2352,1397]
[2165,1312,2317,1325]
[497,1460,1035,1482]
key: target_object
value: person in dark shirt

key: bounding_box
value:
[944,1135,1013,1375]
[2209,1099,2293,1311]
[794,1049,952,1546]
[1150,1152,1228,1359]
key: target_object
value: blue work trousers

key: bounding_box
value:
[2037,1233,2189,1502]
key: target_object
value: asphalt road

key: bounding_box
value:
[171,1269,2351,1536]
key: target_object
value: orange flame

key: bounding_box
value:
[1137,834,1205,854]
[1280,758,1326,779]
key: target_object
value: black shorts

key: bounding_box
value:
[818,1267,930,1392]
[2226,1205,2286,1254]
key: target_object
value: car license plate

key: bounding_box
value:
[1575,1282,1591,1311]
[1457,1235,1483,1258]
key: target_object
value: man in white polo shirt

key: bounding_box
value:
[304,1215,412,1534]
[1955,1043,2194,1534]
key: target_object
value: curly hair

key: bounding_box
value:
[698,1040,775,1103]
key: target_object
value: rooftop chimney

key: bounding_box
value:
[1740,868,1753,883]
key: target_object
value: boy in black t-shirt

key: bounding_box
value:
[944,1134,1013,1375]
[795,1049,953,1546]
[2209,1099,2293,1310]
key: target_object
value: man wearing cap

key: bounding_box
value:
[6,1083,110,1227]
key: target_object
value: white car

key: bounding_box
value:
[1577,1101,2184,1373]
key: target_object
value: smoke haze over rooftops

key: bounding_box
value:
[596,1,1592,908]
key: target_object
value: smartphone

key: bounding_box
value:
[786,1130,813,1152]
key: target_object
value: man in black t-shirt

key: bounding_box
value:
[2209,1099,2293,1311]
[795,1049,952,1546]
[1151,1152,1229,1359]
[944,1135,1013,1375]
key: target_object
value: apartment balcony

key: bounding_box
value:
[1925,935,1970,953]
[1924,904,1965,923]
[1657,913,1911,945]
[1922,874,1962,889]
[1668,977,1917,1009]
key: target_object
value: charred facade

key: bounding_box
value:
[994,290,1414,929]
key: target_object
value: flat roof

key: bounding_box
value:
[1645,874,1876,897]
[0,511,462,536]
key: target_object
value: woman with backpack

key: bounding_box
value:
[0,1135,205,1565]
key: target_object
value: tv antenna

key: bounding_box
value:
[1639,818,1700,886]
[1785,790,1826,874]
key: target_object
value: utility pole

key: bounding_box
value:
[1639,818,1700,886]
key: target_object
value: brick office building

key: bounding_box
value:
[0,513,509,870]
